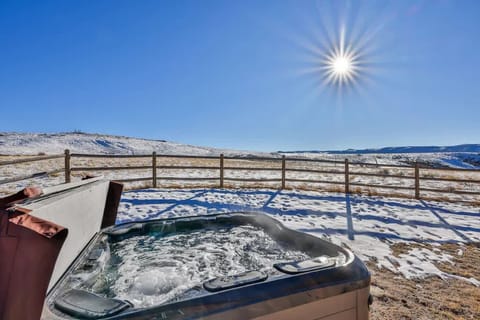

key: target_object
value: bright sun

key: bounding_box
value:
[298,23,370,91]
[295,4,375,93]
[332,56,351,75]
[321,50,360,88]
[318,27,364,89]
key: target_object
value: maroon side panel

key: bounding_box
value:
[101,181,123,228]
[0,211,68,320]
[0,214,18,317]
[0,190,26,207]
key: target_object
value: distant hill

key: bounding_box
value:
[279,144,480,154]
[0,132,269,157]
[279,144,480,169]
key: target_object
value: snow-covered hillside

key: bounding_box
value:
[0,132,269,157]
[281,145,480,169]
[284,144,480,154]
[281,151,480,169]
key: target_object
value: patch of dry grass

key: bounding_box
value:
[435,243,480,281]
[370,243,480,320]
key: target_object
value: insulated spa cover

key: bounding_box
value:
[0,178,123,320]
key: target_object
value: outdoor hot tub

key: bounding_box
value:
[42,212,371,320]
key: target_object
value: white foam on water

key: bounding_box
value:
[94,225,311,307]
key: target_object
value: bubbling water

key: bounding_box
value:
[89,225,312,307]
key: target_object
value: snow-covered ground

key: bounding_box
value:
[117,188,480,286]
[1,133,479,287]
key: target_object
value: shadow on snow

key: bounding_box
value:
[119,188,479,244]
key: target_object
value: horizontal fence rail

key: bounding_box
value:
[0,154,64,166]
[0,150,479,204]
[0,169,63,185]
[71,165,152,171]
[70,153,152,158]
[286,178,345,185]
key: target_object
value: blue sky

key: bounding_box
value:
[1,0,479,151]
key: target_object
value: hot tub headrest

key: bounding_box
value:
[54,289,132,319]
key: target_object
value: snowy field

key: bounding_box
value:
[2,133,480,204]
[2,132,480,284]
[117,188,480,286]
[2,133,480,317]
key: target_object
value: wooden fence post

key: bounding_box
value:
[281,155,286,189]
[344,158,349,194]
[64,149,71,183]
[220,154,224,188]
[415,162,420,199]
[152,152,157,188]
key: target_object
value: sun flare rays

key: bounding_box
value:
[319,28,365,89]
[290,1,386,97]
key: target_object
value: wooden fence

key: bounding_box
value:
[0,154,64,185]
[1,149,480,204]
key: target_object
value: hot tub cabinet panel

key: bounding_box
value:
[250,288,370,320]
[43,212,371,320]
[100,272,370,320]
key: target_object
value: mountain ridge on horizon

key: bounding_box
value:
[279,144,480,154]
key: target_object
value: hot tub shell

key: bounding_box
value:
[43,212,370,320]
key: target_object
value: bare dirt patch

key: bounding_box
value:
[369,243,480,320]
